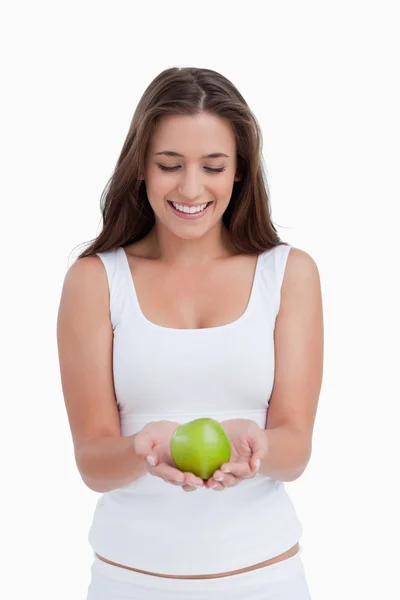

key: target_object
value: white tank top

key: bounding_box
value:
[88,244,303,575]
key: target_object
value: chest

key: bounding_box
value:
[126,254,259,330]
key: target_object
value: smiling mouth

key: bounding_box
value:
[167,200,212,211]
[167,200,213,218]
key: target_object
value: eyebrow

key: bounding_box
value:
[153,151,230,159]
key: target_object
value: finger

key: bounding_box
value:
[150,463,185,484]
[182,472,204,488]
[204,470,224,488]
[206,473,242,488]
[212,482,225,491]
[250,457,262,473]
[144,452,186,484]
[223,476,244,488]
[249,432,268,471]
[211,469,226,482]
[182,484,199,492]
[205,477,227,490]
[204,480,225,490]
[220,461,253,478]
[214,474,240,488]
[205,468,227,488]
[133,431,155,461]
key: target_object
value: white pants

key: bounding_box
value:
[86,550,312,599]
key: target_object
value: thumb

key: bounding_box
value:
[133,431,159,467]
[250,457,261,473]
[249,431,268,472]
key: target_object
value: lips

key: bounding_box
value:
[167,200,213,219]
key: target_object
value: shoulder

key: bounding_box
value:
[64,254,105,281]
[284,246,321,284]
[279,246,322,317]
[279,246,322,316]
[58,255,114,335]
[265,244,321,287]
[61,254,110,299]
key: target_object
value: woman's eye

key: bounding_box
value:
[157,165,226,174]
[157,165,180,172]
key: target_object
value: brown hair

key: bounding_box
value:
[74,66,287,260]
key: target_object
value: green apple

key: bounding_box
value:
[170,418,231,480]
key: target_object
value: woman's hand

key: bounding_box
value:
[205,419,268,490]
[133,421,205,492]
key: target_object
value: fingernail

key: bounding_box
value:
[212,483,218,489]
[146,455,155,467]
[215,475,224,482]
[222,467,230,473]
[254,459,260,470]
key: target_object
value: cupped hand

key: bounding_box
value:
[133,420,204,492]
[205,419,268,490]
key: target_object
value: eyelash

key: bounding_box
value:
[157,165,226,174]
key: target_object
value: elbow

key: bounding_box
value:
[282,441,312,482]
[80,472,104,493]
[288,451,312,482]
[75,454,110,493]
[285,468,306,482]
[80,474,111,493]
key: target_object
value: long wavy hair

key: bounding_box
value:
[74,66,287,260]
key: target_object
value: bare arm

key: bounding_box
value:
[56,255,146,493]
[260,248,324,481]
[75,434,147,493]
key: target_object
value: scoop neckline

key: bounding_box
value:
[120,247,264,333]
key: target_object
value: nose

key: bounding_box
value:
[177,165,205,201]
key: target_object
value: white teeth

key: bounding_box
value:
[172,202,208,214]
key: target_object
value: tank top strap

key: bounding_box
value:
[96,246,129,330]
[255,244,293,320]
[272,244,293,318]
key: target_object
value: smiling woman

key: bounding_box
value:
[73,67,280,259]
[57,66,321,600]
[135,110,244,246]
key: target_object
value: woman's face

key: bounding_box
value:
[141,112,241,240]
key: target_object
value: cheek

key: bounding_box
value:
[145,173,172,200]
[215,177,236,200]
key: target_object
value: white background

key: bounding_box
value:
[1,1,399,598]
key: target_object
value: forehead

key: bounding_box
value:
[149,113,236,156]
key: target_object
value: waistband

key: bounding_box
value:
[90,548,305,592]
